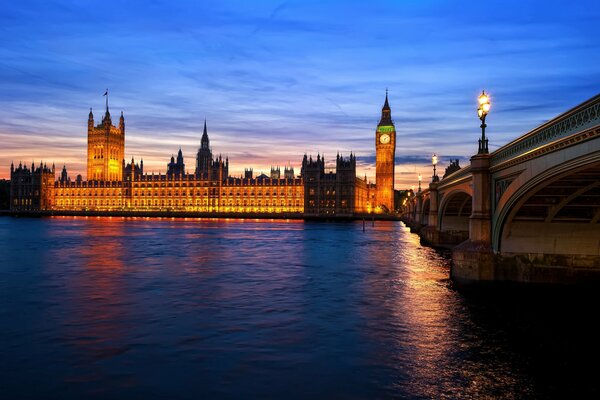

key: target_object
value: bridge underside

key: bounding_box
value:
[496,162,600,282]
[441,192,471,244]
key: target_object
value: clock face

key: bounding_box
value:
[379,134,391,144]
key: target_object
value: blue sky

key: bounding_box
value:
[1,0,599,186]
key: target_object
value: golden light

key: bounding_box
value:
[418,174,422,182]
[478,92,489,105]
[477,90,491,119]
[432,154,438,166]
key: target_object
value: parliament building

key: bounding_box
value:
[10,94,397,216]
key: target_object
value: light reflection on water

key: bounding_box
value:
[0,217,597,399]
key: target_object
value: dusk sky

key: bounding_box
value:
[1,0,599,187]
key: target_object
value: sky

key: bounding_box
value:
[1,0,599,187]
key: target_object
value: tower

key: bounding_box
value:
[375,91,396,212]
[86,92,125,181]
[196,119,213,178]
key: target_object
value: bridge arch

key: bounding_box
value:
[420,198,430,226]
[439,190,472,243]
[494,153,600,256]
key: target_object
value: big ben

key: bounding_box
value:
[375,91,396,212]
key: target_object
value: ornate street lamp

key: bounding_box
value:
[418,174,422,192]
[432,153,439,182]
[477,90,491,154]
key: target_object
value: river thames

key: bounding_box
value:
[0,217,597,399]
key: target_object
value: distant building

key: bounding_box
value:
[10,93,398,216]
[9,162,55,211]
[301,153,372,216]
[0,179,10,210]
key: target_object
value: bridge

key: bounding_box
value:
[403,93,600,284]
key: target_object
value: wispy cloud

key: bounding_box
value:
[0,0,599,188]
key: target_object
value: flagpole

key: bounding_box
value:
[105,88,109,111]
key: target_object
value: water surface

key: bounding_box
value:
[0,217,597,399]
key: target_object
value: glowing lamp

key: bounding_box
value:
[476,90,491,154]
[432,153,439,182]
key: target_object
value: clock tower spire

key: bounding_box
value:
[375,90,396,212]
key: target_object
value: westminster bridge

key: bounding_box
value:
[403,93,600,284]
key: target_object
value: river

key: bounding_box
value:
[0,217,597,398]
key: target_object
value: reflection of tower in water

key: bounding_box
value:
[48,217,131,384]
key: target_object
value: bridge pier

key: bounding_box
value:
[411,191,423,232]
[420,181,441,245]
[452,153,495,283]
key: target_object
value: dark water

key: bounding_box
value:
[0,217,597,399]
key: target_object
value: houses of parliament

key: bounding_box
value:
[9,93,397,216]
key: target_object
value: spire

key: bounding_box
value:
[378,89,393,126]
[201,119,209,149]
[119,110,125,131]
[102,89,112,125]
[383,88,390,110]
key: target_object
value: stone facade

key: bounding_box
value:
[10,96,395,217]
[375,92,396,212]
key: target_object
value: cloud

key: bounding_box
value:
[0,0,599,188]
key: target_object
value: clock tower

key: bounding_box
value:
[375,91,396,212]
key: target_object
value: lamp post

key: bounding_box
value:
[477,90,491,154]
[418,174,422,192]
[432,153,439,182]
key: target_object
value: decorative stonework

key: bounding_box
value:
[492,96,600,165]
[491,126,600,172]
[494,176,516,207]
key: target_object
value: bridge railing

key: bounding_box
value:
[436,165,472,189]
[491,94,600,165]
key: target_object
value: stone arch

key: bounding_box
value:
[405,198,416,223]
[438,190,472,243]
[494,153,600,257]
[420,198,430,226]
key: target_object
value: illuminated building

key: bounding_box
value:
[9,93,398,217]
[375,91,396,212]
[87,104,125,181]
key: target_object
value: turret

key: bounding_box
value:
[103,107,112,127]
[119,111,125,133]
[60,165,68,183]
[88,108,94,130]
